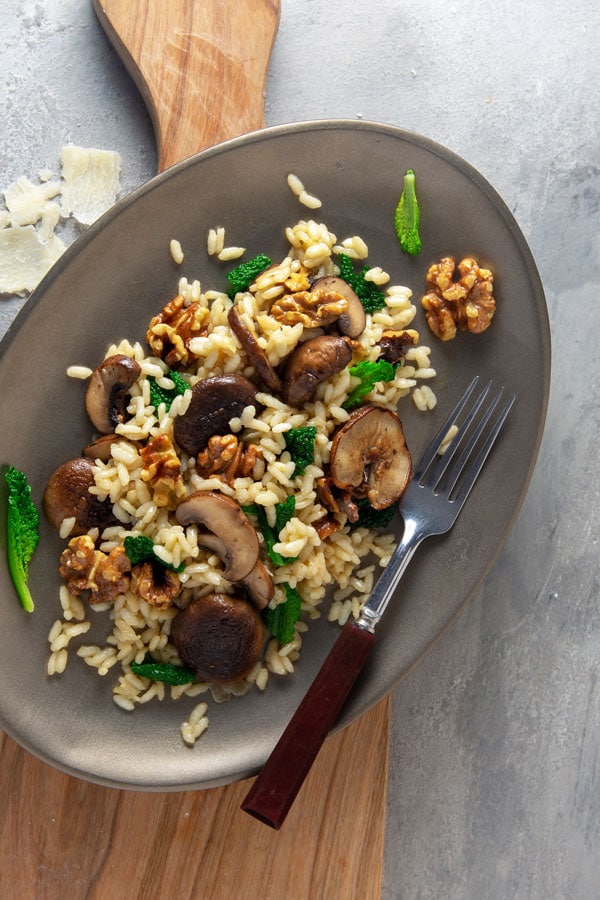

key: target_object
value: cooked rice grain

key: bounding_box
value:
[48,199,438,747]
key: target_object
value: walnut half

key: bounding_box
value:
[146,295,209,366]
[59,535,131,604]
[421,256,495,341]
[196,434,261,485]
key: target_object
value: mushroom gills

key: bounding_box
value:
[330,405,412,509]
[175,490,259,582]
[85,354,141,434]
[227,306,281,393]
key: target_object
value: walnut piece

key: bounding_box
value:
[196,434,261,485]
[283,266,311,293]
[131,561,181,610]
[421,256,495,341]
[59,535,131,603]
[140,434,186,508]
[270,285,349,328]
[146,295,209,366]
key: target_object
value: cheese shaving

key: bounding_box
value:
[4,176,62,227]
[59,145,122,225]
[0,225,66,295]
[1,144,122,298]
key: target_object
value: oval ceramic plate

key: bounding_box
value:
[0,121,550,789]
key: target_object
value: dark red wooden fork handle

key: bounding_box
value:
[241,621,376,828]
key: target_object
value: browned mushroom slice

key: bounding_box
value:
[310,275,366,338]
[175,491,259,582]
[227,306,282,393]
[82,434,139,462]
[280,335,353,407]
[239,558,274,610]
[173,374,258,456]
[170,592,265,683]
[43,457,115,535]
[85,354,141,434]
[330,405,412,509]
[377,329,419,365]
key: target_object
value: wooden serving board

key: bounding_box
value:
[0,2,391,895]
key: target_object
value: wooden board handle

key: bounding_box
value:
[92,0,280,171]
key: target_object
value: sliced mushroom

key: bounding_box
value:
[173,374,258,457]
[43,457,116,535]
[85,354,141,434]
[82,434,139,462]
[227,306,282,393]
[330,405,412,509]
[239,558,274,610]
[377,328,419,365]
[175,491,259,582]
[170,592,265,683]
[311,276,366,338]
[280,334,353,407]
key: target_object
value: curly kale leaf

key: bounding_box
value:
[123,534,184,573]
[4,465,40,612]
[394,168,422,256]
[242,495,298,567]
[148,369,188,412]
[337,254,387,313]
[262,583,303,645]
[226,254,272,298]
[343,359,397,410]
[284,426,317,476]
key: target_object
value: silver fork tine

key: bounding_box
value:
[450,390,515,506]
[414,375,481,477]
[441,382,502,496]
[423,380,493,491]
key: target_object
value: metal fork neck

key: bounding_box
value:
[356,517,426,633]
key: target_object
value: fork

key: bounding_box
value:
[241,376,515,829]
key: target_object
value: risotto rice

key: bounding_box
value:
[46,178,437,745]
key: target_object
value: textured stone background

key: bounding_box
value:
[2,1,600,896]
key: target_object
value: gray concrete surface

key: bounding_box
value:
[2,1,600,897]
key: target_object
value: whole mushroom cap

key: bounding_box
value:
[280,334,353,407]
[170,592,265,683]
[43,457,115,534]
[173,374,258,457]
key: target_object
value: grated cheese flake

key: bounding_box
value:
[0,225,66,295]
[4,176,62,227]
[60,145,121,225]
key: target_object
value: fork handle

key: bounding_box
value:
[241,620,376,829]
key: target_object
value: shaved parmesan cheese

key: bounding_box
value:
[4,176,62,227]
[0,225,66,295]
[38,202,61,242]
[60,145,121,225]
[0,144,122,298]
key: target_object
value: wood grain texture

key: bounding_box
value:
[0,697,389,900]
[0,3,391,895]
[92,0,281,170]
